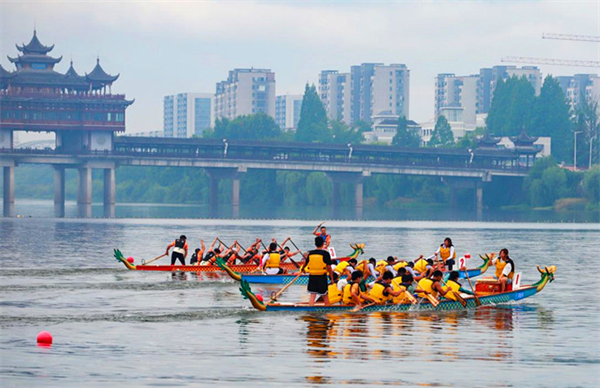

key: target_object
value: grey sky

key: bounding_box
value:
[2,0,599,135]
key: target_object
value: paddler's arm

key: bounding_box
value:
[184,242,188,259]
[312,222,324,236]
[458,286,475,296]
[165,241,174,256]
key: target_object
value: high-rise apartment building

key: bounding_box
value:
[481,66,542,113]
[556,74,600,112]
[163,93,214,138]
[275,94,303,131]
[318,63,410,125]
[435,74,478,125]
[215,68,276,120]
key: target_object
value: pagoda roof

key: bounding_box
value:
[86,58,119,84]
[6,68,89,89]
[16,30,55,55]
[8,54,62,65]
[0,64,16,79]
[510,128,538,146]
[477,131,501,147]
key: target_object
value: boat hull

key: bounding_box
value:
[130,262,299,273]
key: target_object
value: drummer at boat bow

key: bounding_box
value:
[261,242,284,275]
[301,236,334,306]
[312,223,331,249]
[166,235,188,266]
[492,248,515,293]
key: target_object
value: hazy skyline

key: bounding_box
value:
[2,1,599,136]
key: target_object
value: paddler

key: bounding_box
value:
[165,235,188,266]
[416,270,451,300]
[260,242,284,275]
[238,239,262,265]
[368,271,404,305]
[275,238,301,263]
[434,237,456,271]
[200,238,221,265]
[190,239,206,265]
[492,248,515,293]
[391,273,417,304]
[312,222,331,249]
[443,271,476,301]
[333,258,357,281]
[342,270,376,306]
[301,236,334,306]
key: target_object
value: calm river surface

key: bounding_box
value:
[1,217,599,387]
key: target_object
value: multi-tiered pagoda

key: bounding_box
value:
[0,30,133,152]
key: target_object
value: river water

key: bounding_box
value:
[0,216,599,387]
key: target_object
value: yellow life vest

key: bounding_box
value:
[369,282,391,304]
[393,262,408,271]
[265,252,280,268]
[495,260,507,278]
[375,260,387,275]
[334,261,350,274]
[342,282,362,305]
[414,259,428,274]
[391,277,410,304]
[355,260,367,272]
[439,246,456,261]
[328,284,342,304]
[417,278,438,298]
[444,279,461,301]
[305,252,327,275]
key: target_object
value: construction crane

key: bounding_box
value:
[502,56,600,68]
[542,33,600,42]
[502,32,600,68]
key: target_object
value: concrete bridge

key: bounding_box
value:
[1,136,535,218]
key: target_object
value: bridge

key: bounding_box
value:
[1,136,537,218]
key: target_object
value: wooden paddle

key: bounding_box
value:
[289,238,306,264]
[275,239,300,269]
[464,269,482,307]
[143,253,167,265]
[414,285,440,307]
[352,301,376,312]
[270,271,303,302]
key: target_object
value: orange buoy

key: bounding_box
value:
[127,257,134,263]
[37,331,53,346]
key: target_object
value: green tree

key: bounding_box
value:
[487,76,536,136]
[210,113,282,140]
[330,120,365,144]
[582,167,600,205]
[530,75,572,163]
[576,94,600,167]
[392,115,420,147]
[429,115,454,147]
[295,84,330,142]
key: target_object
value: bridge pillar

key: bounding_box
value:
[442,177,484,213]
[104,168,115,218]
[206,168,245,218]
[326,171,369,219]
[475,180,483,215]
[53,166,66,218]
[77,167,92,218]
[3,166,15,217]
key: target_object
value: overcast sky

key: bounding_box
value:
[2,0,599,136]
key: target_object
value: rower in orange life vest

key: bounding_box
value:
[260,242,284,275]
[165,235,188,266]
[492,248,515,293]
[434,237,456,271]
[301,236,334,306]
[312,222,331,249]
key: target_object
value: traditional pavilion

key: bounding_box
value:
[0,30,133,152]
[510,127,542,167]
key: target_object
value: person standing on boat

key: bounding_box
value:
[312,222,331,249]
[165,235,188,266]
[261,242,284,275]
[434,237,456,271]
[492,248,515,293]
[302,236,334,306]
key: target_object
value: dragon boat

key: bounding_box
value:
[217,253,491,285]
[238,265,556,313]
[113,244,365,273]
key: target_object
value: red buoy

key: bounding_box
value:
[37,331,53,346]
[256,294,264,302]
[127,257,134,263]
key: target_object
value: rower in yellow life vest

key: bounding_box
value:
[342,270,375,306]
[416,270,451,300]
[492,248,515,293]
[443,271,476,301]
[333,258,357,282]
[261,242,284,275]
[368,271,403,304]
[434,237,456,271]
[391,273,417,304]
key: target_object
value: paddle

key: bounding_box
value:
[464,268,482,307]
[289,238,306,265]
[143,253,167,265]
[270,271,303,302]
[352,301,376,312]
[274,239,300,269]
[414,285,440,307]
